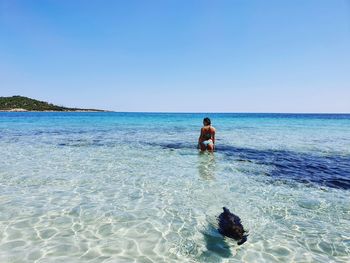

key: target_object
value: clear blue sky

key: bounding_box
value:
[1,0,349,112]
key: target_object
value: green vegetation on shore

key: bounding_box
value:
[0,96,105,111]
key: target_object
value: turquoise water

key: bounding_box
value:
[0,112,349,262]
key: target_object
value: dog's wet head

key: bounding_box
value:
[218,207,248,245]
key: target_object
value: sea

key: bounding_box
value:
[0,112,349,263]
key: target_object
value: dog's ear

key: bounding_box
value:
[223,207,230,213]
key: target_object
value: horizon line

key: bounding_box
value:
[3,111,350,115]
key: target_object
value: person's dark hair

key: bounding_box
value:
[203,117,211,125]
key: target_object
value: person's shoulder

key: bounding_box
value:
[211,126,216,131]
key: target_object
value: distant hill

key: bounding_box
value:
[0,96,105,112]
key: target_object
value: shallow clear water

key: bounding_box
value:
[0,112,349,262]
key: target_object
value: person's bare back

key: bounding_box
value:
[198,117,216,152]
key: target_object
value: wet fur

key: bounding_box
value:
[218,207,248,245]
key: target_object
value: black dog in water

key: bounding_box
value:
[218,207,248,245]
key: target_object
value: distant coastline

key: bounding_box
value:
[0,96,107,112]
[0,109,107,112]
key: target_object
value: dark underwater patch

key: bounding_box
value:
[146,142,350,190]
[217,145,350,190]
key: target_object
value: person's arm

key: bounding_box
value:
[212,128,216,149]
[198,128,203,149]
[198,128,203,143]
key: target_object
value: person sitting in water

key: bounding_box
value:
[198,117,216,152]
